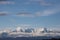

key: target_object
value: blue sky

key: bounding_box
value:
[0,0,60,30]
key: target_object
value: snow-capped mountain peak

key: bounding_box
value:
[0,27,60,38]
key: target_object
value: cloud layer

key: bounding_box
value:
[22,0,53,6]
[0,0,7,1]
[16,7,60,17]
[0,6,60,17]
[29,0,52,6]
[0,0,60,17]
[0,0,15,4]
[16,12,34,17]
[0,11,8,16]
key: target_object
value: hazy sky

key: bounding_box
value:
[0,0,60,30]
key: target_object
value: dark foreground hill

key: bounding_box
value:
[0,37,60,40]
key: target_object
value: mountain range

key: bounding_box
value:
[0,27,60,38]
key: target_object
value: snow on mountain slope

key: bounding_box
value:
[0,27,60,38]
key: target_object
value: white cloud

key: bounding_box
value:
[16,12,35,17]
[0,1,15,4]
[35,7,60,16]
[28,0,52,6]
[39,1,52,6]
[35,11,54,16]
